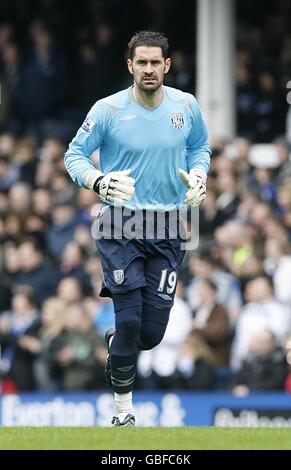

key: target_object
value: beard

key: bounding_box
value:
[135,74,164,93]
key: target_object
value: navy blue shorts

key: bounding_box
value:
[95,206,185,309]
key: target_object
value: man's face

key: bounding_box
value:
[127,46,171,93]
[245,278,272,303]
[19,242,42,271]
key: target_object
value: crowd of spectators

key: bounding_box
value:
[1,0,291,394]
[0,0,197,143]
[0,0,291,143]
[237,0,291,142]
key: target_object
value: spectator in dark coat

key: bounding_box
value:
[52,303,106,391]
[57,277,83,304]
[191,279,231,367]
[60,240,91,294]
[46,202,79,260]
[0,287,40,390]
[16,28,67,122]
[16,238,60,304]
[27,297,69,391]
[175,336,216,390]
[232,330,288,395]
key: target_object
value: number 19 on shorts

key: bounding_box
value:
[157,269,177,294]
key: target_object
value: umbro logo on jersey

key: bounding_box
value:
[157,293,173,301]
[119,114,137,121]
[171,112,184,129]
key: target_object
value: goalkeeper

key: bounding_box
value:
[64,31,211,427]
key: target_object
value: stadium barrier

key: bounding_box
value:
[1,392,291,427]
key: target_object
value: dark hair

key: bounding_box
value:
[128,31,169,59]
[20,236,43,254]
[202,278,218,293]
[13,285,38,307]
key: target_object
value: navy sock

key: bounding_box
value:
[110,353,137,393]
[110,288,142,393]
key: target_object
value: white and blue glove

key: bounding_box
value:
[85,169,136,205]
[178,168,207,207]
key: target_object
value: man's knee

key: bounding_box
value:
[138,304,170,350]
[119,315,142,337]
[138,331,165,350]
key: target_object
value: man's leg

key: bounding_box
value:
[137,303,171,351]
[109,288,143,425]
[137,252,180,350]
[95,207,148,425]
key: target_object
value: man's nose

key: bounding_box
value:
[144,63,153,74]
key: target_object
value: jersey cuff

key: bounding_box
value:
[83,169,104,190]
[189,168,207,181]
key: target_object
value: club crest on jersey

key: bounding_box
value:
[113,269,124,285]
[170,112,184,129]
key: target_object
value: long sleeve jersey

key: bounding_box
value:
[64,85,211,210]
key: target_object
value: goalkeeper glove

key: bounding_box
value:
[178,168,207,206]
[93,169,135,205]
[84,168,135,205]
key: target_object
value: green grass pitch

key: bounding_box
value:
[0,427,291,450]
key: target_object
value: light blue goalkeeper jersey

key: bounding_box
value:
[64,86,211,210]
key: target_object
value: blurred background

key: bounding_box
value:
[1,0,291,426]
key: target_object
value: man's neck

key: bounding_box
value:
[133,85,163,109]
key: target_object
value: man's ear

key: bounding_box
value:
[164,58,171,74]
[127,59,133,74]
